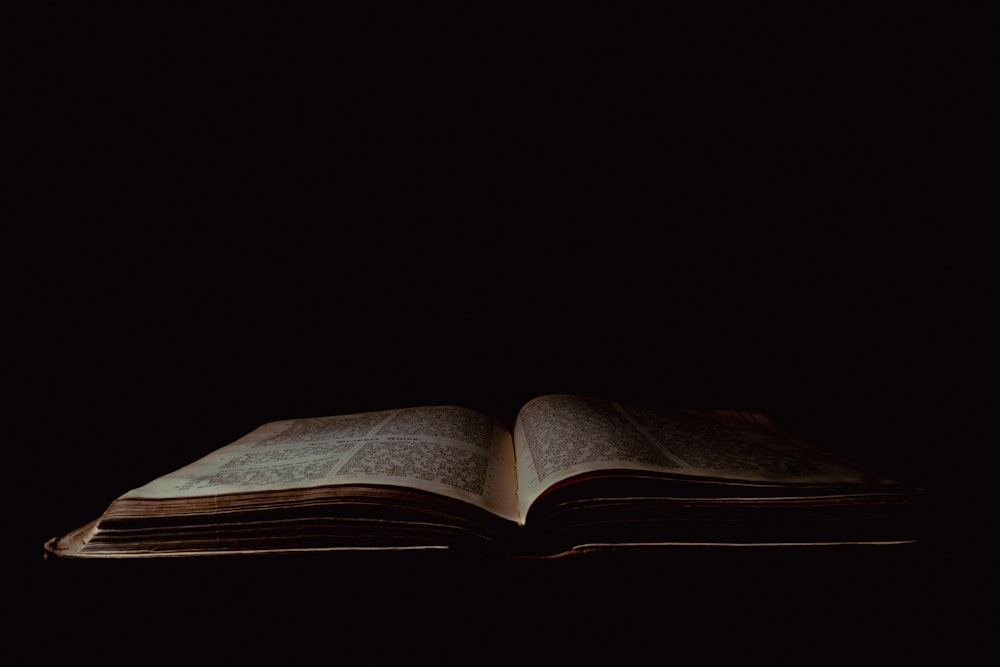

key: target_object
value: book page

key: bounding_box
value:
[122,405,519,522]
[513,394,892,522]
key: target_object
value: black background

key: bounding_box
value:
[13,5,980,663]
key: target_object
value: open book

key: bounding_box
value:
[45,394,921,558]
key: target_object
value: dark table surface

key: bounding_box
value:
[29,540,965,664]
